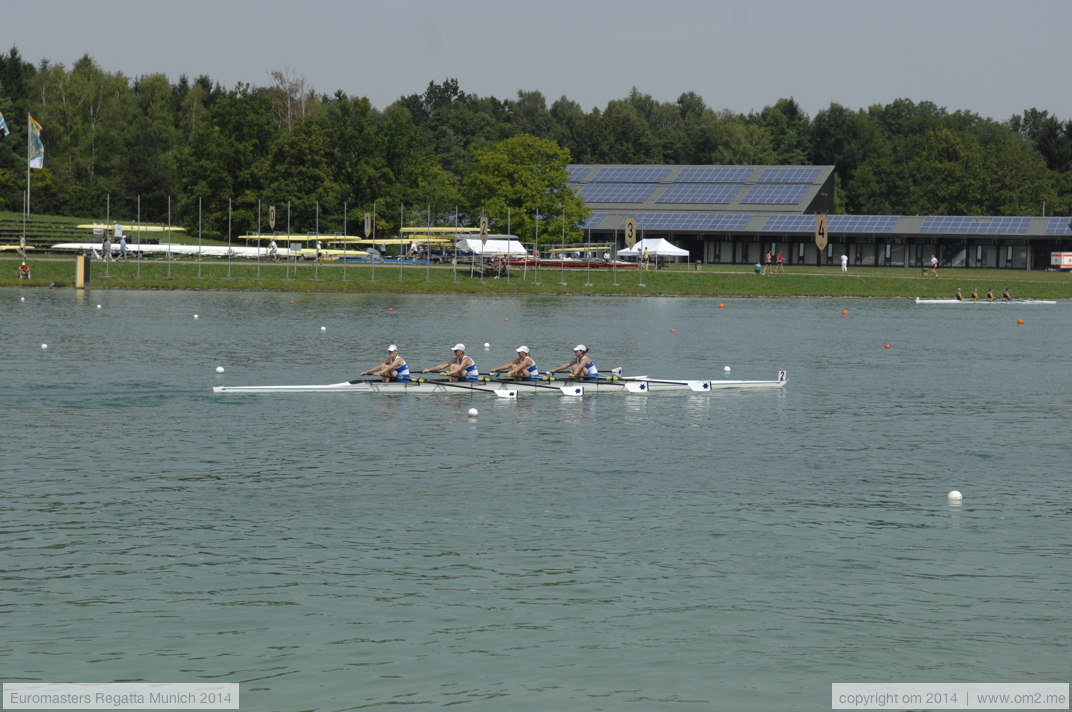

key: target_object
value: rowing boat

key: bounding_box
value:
[211,380,576,397]
[616,370,789,391]
[212,371,788,395]
[914,298,1057,304]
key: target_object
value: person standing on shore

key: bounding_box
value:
[930,254,939,277]
[840,254,848,272]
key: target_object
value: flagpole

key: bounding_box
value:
[23,112,30,251]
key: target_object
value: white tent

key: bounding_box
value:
[617,238,689,257]
[456,237,529,256]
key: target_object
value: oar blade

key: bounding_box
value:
[559,385,584,396]
[623,381,648,393]
[495,389,518,399]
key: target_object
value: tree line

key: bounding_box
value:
[1,47,1070,243]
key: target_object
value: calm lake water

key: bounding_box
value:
[2,287,1070,711]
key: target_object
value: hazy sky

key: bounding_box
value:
[4,0,1069,121]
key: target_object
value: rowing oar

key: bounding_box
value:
[423,377,518,398]
[488,377,583,396]
[546,374,647,393]
[543,373,622,383]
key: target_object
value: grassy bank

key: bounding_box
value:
[2,256,1070,299]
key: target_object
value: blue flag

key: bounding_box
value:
[29,114,44,168]
[0,111,10,137]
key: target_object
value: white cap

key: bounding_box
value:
[573,344,587,352]
[451,343,465,351]
[387,344,398,352]
[516,345,529,353]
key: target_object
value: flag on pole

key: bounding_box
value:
[29,114,44,168]
[0,111,10,137]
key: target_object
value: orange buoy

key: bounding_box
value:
[884,344,891,349]
[718,303,725,309]
[670,328,677,333]
[387,307,393,311]
[841,309,849,316]
[504,317,510,321]
[1016,318,1024,325]
[288,300,295,304]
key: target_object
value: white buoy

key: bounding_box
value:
[467,407,479,417]
[216,366,225,374]
[947,490,963,502]
[483,342,490,349]
[723,366,731,373]
[320,326,326,331]
[20,296,26,302]
[41,343,48,350]
[96,304,102,309]
[194,314,199,319]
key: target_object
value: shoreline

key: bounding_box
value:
[3,256,1070,300]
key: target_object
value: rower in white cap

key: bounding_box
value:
[359,345,411,381]
[490,345,539,381]
[548,345,598,380]
[422,343,479,381]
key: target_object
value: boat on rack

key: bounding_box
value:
[914,298,1057,304]
[212,371,788,396]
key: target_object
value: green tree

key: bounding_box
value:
[173,84,275,234]
[810,103,889,213]
[598,99,657,163]
[121,73,180,220]
[463,134,588,243]
[752,97,811,164]
[509,90,552,139]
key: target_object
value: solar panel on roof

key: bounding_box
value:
[656,184,743,204]
[830,215,899,232]
[756,167,823,183]
[758,215,899,232]
[582,212,606,229]
[575,183,659,203]
[1044,217,1072,235]
[760,215,814,232]
[919,216,1030,234]
[741,184,811,205]
[592,166,671,183]
[567,165,593,182]
[618,213,752,231]
[675,167,754,183]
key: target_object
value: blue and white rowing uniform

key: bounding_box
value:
[462,360,479,381]
[580,360,598,379]
[394,360,411,381]
[523,361,539,380]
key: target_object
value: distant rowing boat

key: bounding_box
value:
[914,298,1057,305]
[212,371,789,396]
